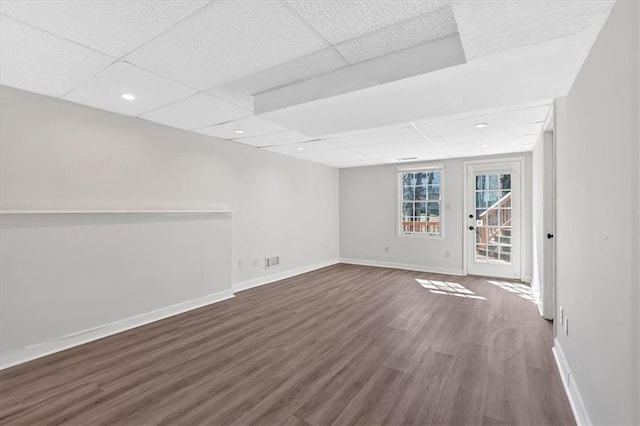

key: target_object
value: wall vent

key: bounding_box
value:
[265,256,279,270]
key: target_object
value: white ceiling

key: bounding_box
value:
[265,102,551,167]
[0,0,615,168]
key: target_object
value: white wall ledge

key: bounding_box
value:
[0,210,233,215]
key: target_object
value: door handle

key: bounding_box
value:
[469,226,475,231]
[547,233,554,239]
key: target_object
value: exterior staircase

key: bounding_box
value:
[476,192,512,263]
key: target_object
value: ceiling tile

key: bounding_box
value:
[349,140,438,155]
[414,104,550,137]
[287,0,451,44]
[320,160,376,169]
[141,93,250,130]
[429,123,543,147]
[263,140,342,155]
[264,144,371,167]
[125,1,326,90]
[233,130,312,147]
[63,61,197,116]
[0,15,115,97]
[196,116,287,139]
[335,6,458,63]
[452,0,615,59]
[209,48,347,110]
[300,151,366,161]
[0,1,210,57]
[326,126,425,148]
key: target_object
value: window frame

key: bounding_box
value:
[396,163,445,240]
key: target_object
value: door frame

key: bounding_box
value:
[540,130,556,319]
[462,156,526,280]
[541,106,556,319]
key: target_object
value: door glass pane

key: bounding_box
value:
[474,172,512,265]
[487,175,499,190]
[476,192,487,209]
[500,174,511,190]
[415,186,426,200]
[486,190,500,207]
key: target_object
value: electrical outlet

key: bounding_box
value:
[265,256,279,270]
[564,318,569,336]
[238,260,243,269]
[253,258,258,267]
[560,306,564,325]
[384,246,389,253]
[445,250,451,259]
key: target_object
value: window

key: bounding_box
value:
[398,166,443,238]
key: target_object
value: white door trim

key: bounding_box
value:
[463,156,526,280]
[541,130,556,319]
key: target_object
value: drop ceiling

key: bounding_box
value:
[0,0,615,168]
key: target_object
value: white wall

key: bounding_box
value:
[637,3,640,421]
[0,86,339,363]
[339,154,532,278]
[1,213,233,356]
[554,0,639,424]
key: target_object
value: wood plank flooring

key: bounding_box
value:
[0,264,575,425]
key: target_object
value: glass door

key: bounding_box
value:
[466,161,521,279]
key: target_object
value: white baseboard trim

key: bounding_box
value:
[339,258,464,276]
[553,338,592,426]
[233,259,340,293]
[0,288,235,370]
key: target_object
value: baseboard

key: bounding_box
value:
[233,259,340,292]
[553,338,592,426]
[0,288,235,370]
[339,257,464,276]
[1,259,342,370]
[521,273,532,283]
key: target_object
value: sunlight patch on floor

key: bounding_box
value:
[416,279,487,301]
[487,280,537,303]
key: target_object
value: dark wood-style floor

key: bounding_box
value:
[0,264,574,425]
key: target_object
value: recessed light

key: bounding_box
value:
[474,122,488,128]
[121,93,135,101]
[234,129,245,134]
[481,144,489,148]
[297,147,304,151]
